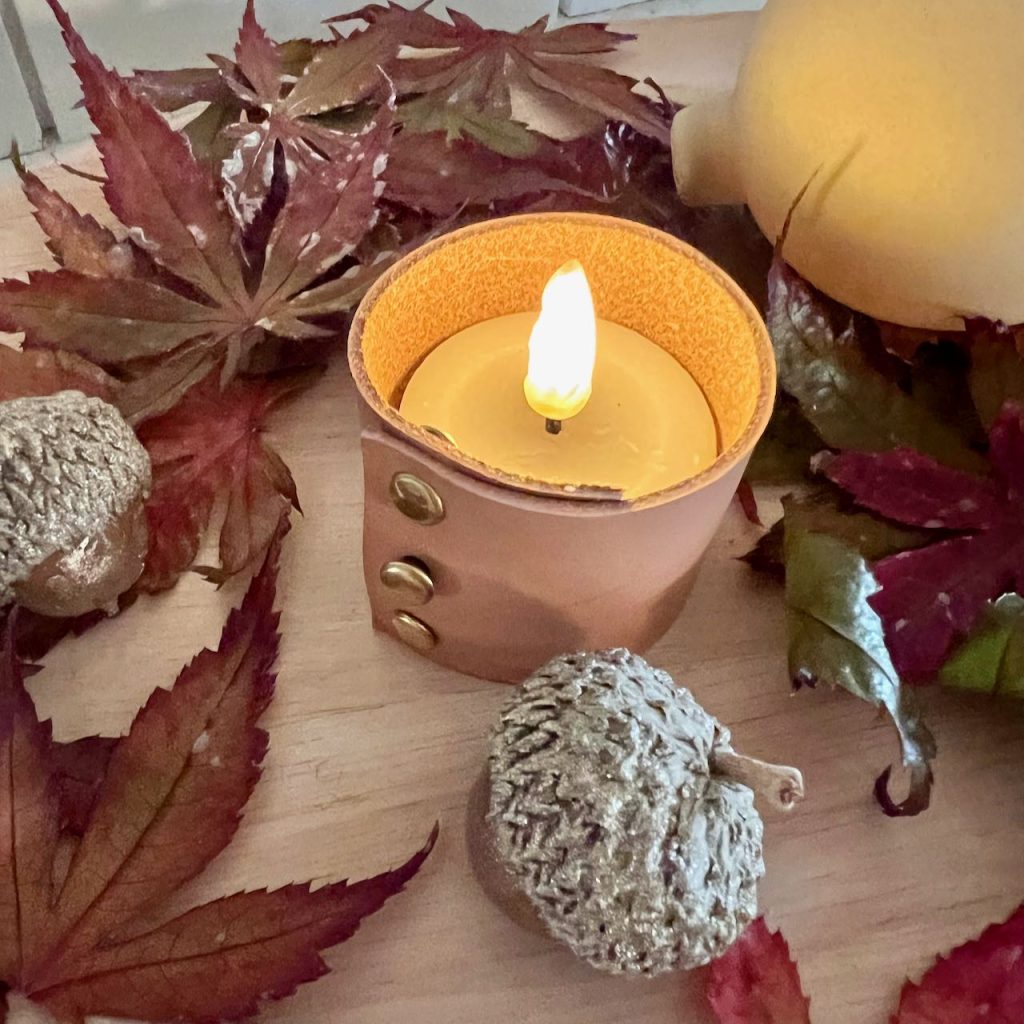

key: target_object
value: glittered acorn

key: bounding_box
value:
[0,391,151,618]
[469,649,804,976]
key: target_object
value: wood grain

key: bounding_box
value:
[2,21,1024,1024]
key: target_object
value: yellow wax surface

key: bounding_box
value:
[399,313,718,498]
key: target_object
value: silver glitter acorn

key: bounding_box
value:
[1,391,151,617]
[480,649,804,976]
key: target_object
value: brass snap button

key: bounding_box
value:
[392,611,437,651]
[380,559,435,605]
[390,472,445,525]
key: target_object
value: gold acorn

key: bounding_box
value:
[1,391,151,617]
[474,649,804,976]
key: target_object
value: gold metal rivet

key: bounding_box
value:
[392,611,437,651]
[380,560,435,605]
[390,473,445,525]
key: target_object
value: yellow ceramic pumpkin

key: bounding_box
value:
[672,0,1024,329]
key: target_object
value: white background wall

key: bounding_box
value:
[1,0,761,154]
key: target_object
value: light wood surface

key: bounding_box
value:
[2,20,1024,1024]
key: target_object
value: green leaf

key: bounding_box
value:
[767,255,985,472]
[784,527,936,815]
[908,342,987,452]
[181,102,242,164]
[967,320,1024,429]
[940,595,1024,698]
[744,397,823,485]
[742,489,931,581]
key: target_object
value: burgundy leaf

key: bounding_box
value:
[3,6,385,375]
[0,346,114,402]
[819,451,1008,531]
[385,130,595,216]
[283,24,394,117]
[221,114,363,229]
[990,404,1024,497]
[823,404,1024,679]
[0,270,219,363]
[126,67,235,112]
[115,343,221,425]
[11,150,152,280]
[35,826,438,1024]
[0,615,61,978]
[53,736,116,835]
[234,0,282,102]
[135,372,303,590]
[45,0,247,305]
[256,103,393,311]
[333,4,668,143]
[735,481,763,527]
[11,607,111,665]
[0,538,438,1023]
[31,535,282,977]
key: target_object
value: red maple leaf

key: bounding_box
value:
[821,403,1024,680]
[135,369,303,590]
[893,905,1024,1023]
[706,909,1024,1024]
[0,1,389,377]
[331,4,669,145]
[0,345,114,403]
[217,2,393,225]
[707,918,812,1024]
[0,532,437,1023]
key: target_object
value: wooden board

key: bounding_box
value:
[2,22,1024,1024]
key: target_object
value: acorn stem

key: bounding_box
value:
[710,749,804,812]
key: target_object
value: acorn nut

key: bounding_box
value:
[483,649,804,976]
[1,390,152,618]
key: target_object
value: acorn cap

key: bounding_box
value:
[487,649,803,976]
[1,390,151,616]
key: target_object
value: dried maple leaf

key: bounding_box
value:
[53,735,116,835]
[217,3,393,225]
[0,342,290,590]
[9,143,157,283]
[0,339,212,429]
[331,4,670,145]
[0,2,391,376]
[0,345,114,403]
[0,533,437,1023]
[707,907,1024,1023]
[821,402,1024,682]
[384,130,599,216]
[135,369,303,591]
[893,905,1024,1024]
[707,918,811,1024]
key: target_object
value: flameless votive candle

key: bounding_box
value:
[349,213,775,682]
[399,261,719,498]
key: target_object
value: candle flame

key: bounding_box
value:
[523,259,597,423]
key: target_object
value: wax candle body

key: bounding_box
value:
[399,313,718,498]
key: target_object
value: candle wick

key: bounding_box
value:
[545,418,563,436]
